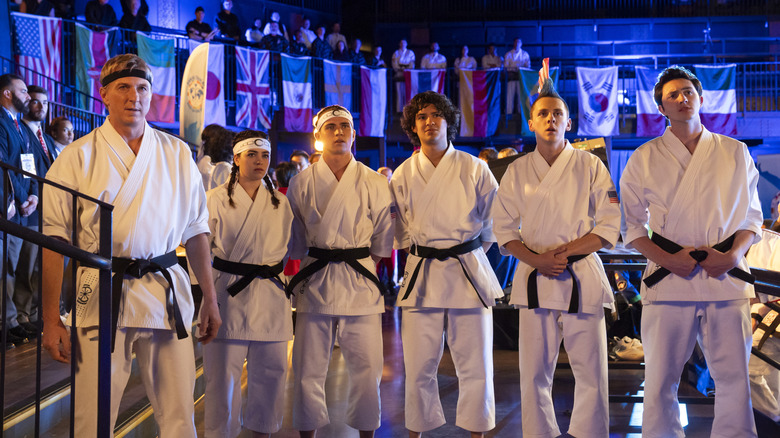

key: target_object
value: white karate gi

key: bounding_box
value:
[746,229,780,422]
[392,48,416,112]
[503,49,530,114]
[286,158,394,431]
[620,127,763,438]
[492,142,621,438]
[43,119,208,438]
[421,52,447,69]
[203,181,294,437]
[390,144,503,433]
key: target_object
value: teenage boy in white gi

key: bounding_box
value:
[620,65,762,438]
[286,105,394,438]
[40,54,221,437]
[391,91,503,438]
[492,80,621,438]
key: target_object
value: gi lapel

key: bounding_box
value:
[318,157,358,231]
[662,128,714,234]
[228,182,271,262]
[101,120,152,214]
[410,144,456,236]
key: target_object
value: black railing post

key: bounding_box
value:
[96,206,112,437]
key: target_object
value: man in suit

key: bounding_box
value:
[15,84,56,333]
[0,73,39,347]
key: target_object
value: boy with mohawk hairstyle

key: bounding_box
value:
[492,79,621,438]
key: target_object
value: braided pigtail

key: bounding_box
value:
[264,174,280,209]
[226,163,239,208]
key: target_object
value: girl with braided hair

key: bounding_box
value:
[203,130,292,438]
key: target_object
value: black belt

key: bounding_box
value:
[284,247,386,296]
[526,250,588,314]
[643,232,755,288]
[111,250,186,352]
[402,238,487,307]
[213,256,285,297]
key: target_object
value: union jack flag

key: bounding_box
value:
[235,46,272,130]
[11,13,61,95]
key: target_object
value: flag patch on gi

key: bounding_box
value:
[608,190,619,203]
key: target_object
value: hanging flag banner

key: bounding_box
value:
[576,66,620,137]
[459,69,501,137]
[11,12,62,94]
[235,46,272,130]
[137,33,176,123]
[404,69,445,102]
[181,43,212,144]
[324,60,353,111]
[359,66,387,137]
[281,54,312,133]
[75,23,116,114]
[205,43,225,127]
[518,66,560,136]
[694,64,737,136]
[635,66,665,137]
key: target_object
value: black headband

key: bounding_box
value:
[100,69,153,87]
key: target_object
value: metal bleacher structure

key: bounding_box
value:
[1,1,780,436]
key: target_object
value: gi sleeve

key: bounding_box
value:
[181,148,210,244]
[389,169,410,250]
[286,174,308,260]
[41,147,79,243]
[740,144,764,244]
[475,159,498,244]
[589,157,621,249]
[619,153,650,249]
[491,162,523,256]
[368,175,394,259]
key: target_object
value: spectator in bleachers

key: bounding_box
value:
[118,0,150,32]
[187,6,217,42]
[215,0,240,42]
[245,17,263,46]
[299,18,316,48]
[52,0,75,19]
[350,39,366,65]
[326,22,347,52]
[481,44,503,69]
[368,46,385,68]
[18,0,55,17]
[290,150,310,171]
[310,26,333,59]
[260,23,289,52]
[478,147,498,163]
[392,39,415,112]
[497,147,518,159]
[263,11,288,40]
[288,30,309,56]
[333,40,350,62]
[85,0,118,27]
[47,116,73,156]
[421,42,446,69]
[454,45,476,75]
[504,38,530,114]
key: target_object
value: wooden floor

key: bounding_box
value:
[193,307,718,438]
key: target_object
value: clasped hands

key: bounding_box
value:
[659,246,738,279]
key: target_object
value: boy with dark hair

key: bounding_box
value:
[492,79,620,438]
[621,65,761,437]
[391,91,503,437]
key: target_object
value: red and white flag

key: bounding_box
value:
[359,66,387,137]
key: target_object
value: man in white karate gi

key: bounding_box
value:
[492,80,621,438]
[620,65,762,438]
[391,91,503,438]
[392,39,416,113]
[40,54,222,437]
[286,105,394,438]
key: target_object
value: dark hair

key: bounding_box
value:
[27,85,47,96]
[195,6,204,13]
[274,161,299,188]
[47,116,72,137]
[771,219,780,233]
[478,147,498,162]
[0,74,24,91]
[530,78,570,117]
[201,124,234,164]
[401,91,460,147]
[227,130,279,209]
[290,150,310,160]
[653,65,703,107]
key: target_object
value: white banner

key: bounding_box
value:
[576,66,619,137]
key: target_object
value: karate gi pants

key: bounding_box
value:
[73,327,196,438]
[506,80,521,114]
[749,330,780,422]
[292,312,383,431]
[402,307,495,433]
[517,308,609,438]
[642,300,757,438]
[204,338,289,437]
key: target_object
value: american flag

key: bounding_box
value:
[537,57,550,91]
[235,46,272,130]
[12,13,61,93]
[608,190,619,204]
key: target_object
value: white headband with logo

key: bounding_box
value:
[313,106,353,133]
[233,137,271,156]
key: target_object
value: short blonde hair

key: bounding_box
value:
[100,54,153,86]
